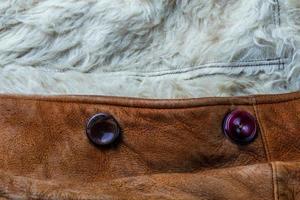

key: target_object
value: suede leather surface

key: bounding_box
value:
[0,92,299,199]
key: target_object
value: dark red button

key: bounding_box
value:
[223,109,257,144]
[86,113,120,146]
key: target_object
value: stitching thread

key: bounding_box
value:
[0,93,299,109]
[272,0,281,27]
[19,58,287,78]
[276,0,281,26]
[252,98,271,162]
[126,61,286,78]
[271,162,279,200]
[252,97,280,200]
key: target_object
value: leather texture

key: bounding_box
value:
[0,92,299,199]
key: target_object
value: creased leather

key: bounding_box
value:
[0,92,300,199]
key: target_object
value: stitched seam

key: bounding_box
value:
[252,98,271,162]
[272,0,276,25]
[276,0,281,27]
[0,94,299,109]
[126,62,286,78]
[279,59,284,71]
[19,58,287,76]
[271,162,279,200]
[272,0,281,27]
[252,98,279,200]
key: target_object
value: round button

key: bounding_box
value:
[86,113,121,146]
[223,109,257,144]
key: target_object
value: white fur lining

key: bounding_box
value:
[0,0,299,98]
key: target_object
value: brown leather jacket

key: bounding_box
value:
[1,92,300,199]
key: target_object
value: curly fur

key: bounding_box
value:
[0,0,299,98]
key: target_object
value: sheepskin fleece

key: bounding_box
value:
[0,0,299,98]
